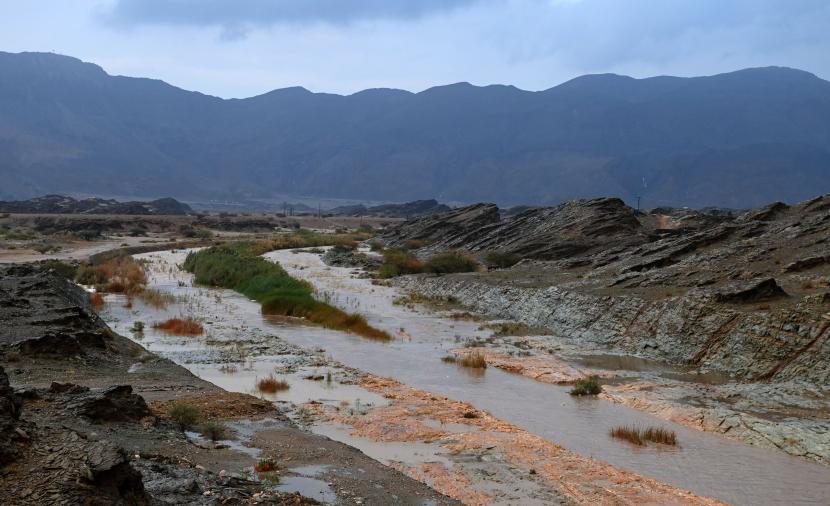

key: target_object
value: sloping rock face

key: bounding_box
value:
[396,276,830,385]
[391,193,830,387]
[383,198,657,260]
[0,265,115,359]
[382,203,501,250]
[331,199,452,218]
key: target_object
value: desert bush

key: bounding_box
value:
[257,374,290,394]
[569,376,602,396]
[40,260,77,279]
[88,292,105,309]
[369,240,384,252]
[131,321,145,333]
[484,251,521,269]
[423,250,479,275]
[378,248,424,278]
[198,421,229,441]
[76,256,147,295]
[153,318,203,336]
[457,350,487,369]
[168,402,201,430]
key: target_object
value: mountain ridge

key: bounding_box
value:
[1,51,829,207]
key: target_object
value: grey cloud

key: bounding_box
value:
[104,0,484,29]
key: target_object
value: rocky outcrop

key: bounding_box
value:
[395,275,830,386]
[330,199,452,218]
[0,195,192,215]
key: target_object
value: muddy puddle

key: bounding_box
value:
[101,248,830,506]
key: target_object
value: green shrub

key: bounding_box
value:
[40,260,77,279]
[423,250,479,274]
[168,402,201,430]
[569,376,602,396]
[183,243,390,341]
[377,248,423,278]
[198,421,229,441]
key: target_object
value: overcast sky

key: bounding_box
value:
[1,0,829,98]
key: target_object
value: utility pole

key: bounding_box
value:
[636,196,641,214]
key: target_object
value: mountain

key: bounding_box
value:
[1,51,829,208]
[0,195,192,215]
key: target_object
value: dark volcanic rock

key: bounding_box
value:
[330,199,452,218]
[381,203,501,250]
[63,385,153,423]
[0,366,24,466]
[383,197,647,261]
[714,278,789,304]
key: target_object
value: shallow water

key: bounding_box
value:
[104,248,830,506]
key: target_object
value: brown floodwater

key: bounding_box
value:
[101,249,830,506]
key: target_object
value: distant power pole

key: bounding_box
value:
[636,196,641,213]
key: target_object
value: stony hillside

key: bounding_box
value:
[387,194,830,385]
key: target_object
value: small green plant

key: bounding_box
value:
[198,421,229,441]
[131,321,145,333]
[570,376,602,396]
[168,402,201,430]
[423,250,479,274]
[255,458,280,473]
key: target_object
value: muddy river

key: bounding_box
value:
[102,248,830,506]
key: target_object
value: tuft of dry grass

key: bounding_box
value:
[457,350,487,369]
[138,288,176,309]
[77,256,148,295]
[611,426,644,445]
[89,292,105,309]
[611,425,678,446]
[643,426,678,445]
[257,374,290,394]
[153,318,204,336]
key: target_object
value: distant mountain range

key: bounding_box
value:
[1,51,829,208]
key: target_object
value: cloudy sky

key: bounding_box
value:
[1,0,829,98]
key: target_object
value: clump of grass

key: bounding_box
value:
[369,240,384,252]
[378,248,424,278]
[89,292,105,309]
[219,365,238,374]
[610,425,644,445]
[183,243,390,341]
[153,318,204,336]
[457,350,487,369]
[255,458,280,473]
[198,421,229,441]
[569,376,602,396]
[168,402,201,430]
[643,426,678,445]
[257,374,290,394]
[423,250,480,275]
[462,411,479,419]
[610,425,678,446]
[138,288,176,309]
[131,321,145,333]
[484,251,521,269]
[441,355,457,363]
[76,256,147,295]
